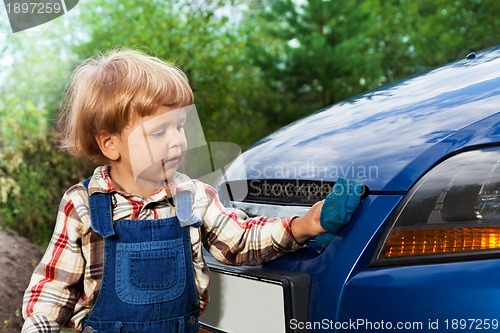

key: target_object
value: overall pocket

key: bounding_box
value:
[115,238,186,304]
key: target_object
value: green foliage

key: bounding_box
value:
[413,0,500,65]
[0,18,78,124]
[246,0,500,121]
[73,0,270,148]
[0,130,93,245]
[2,0,500,246]
[0,96,47,146]
[243,0,383,127]
[371,0,500,83]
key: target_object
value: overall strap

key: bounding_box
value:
[83,177,116,238]
[174,190,202,228]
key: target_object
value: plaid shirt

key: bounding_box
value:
[22,166,302,332]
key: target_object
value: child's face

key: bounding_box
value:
[124,104,191,189]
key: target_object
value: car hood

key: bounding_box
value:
[224,47,500,192]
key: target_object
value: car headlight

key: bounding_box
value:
[374,147,500,266]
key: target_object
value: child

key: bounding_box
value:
[21,49,327,333]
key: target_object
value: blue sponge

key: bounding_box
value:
[315,178,365,247]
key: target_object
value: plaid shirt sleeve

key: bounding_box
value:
[22,186,86,333]
[21,171,305,332]
[197,182,304,266]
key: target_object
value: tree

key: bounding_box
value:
[244,0,382,126]
[0,9,80,127]
[0,10,93,244]
[371,0,500,84]
[72,0,270,147]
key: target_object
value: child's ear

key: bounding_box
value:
[96,131,120,161]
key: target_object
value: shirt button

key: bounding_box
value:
[189,315,196,325]
[82,326,93,333]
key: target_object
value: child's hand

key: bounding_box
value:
[290,200,327,244]
[315,178,366,247]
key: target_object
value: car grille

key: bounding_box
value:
[222,179,335,206]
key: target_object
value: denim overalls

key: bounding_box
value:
[82,178,201,333]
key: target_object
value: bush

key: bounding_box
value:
[0,130,94,246]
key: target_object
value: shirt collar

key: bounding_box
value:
[87,165,195,201]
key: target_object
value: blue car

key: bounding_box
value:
[199,46,500,333]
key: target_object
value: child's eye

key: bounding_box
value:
[149,128,166,137]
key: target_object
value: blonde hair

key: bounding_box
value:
[55,48,194,162]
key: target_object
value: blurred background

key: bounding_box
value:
[1,0,500,247]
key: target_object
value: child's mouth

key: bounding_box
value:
[163,155,181,166]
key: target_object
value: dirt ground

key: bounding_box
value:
[0,230,43,333]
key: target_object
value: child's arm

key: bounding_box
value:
[22,191,85,333]
[199,184,325,266]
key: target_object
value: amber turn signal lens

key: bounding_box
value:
[381,227,500,258]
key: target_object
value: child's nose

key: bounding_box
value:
[168,128,186,149]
